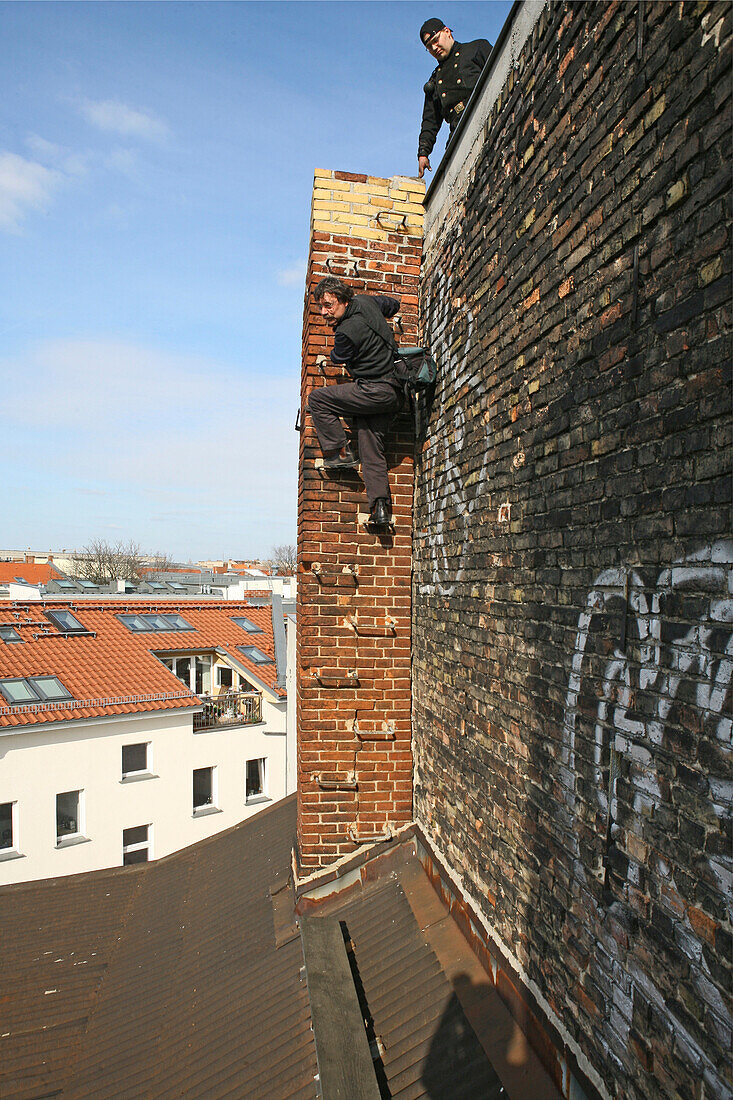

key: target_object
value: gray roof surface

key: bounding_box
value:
[1,798,561,1100]
[0,796,317,1100]
[327,876,506,1100]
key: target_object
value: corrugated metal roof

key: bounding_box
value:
[1,797,561,1099]
[0,796,318,1100]
[326,876,506,1099]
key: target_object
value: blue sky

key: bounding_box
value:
[1,0,511,562]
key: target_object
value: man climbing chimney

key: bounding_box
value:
[307,277,403,529]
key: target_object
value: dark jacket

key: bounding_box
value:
[418,38,492,157]
[330,295,401,379]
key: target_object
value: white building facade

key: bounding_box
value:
[0,599,293,885]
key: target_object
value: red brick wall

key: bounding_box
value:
[296,170,424,874]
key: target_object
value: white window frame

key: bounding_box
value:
[121,741,153,782]
[0,800,21,862]
[122,824,152,865]
[192,765,219,817]
[217,664,234,689]
[245,757,268,804]
[56,789,86,847]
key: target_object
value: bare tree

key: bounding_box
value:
[268,544,297,573]
[71,539,146,584]
[147,550,176,572]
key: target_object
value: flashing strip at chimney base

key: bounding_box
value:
[293,825,417,904]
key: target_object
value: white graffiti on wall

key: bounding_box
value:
[561,541,733,1093]
[562,541,733,818]
[417,262,492,597]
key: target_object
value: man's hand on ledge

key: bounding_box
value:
[418,155,432,179]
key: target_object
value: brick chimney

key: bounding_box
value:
[296,170,424,874]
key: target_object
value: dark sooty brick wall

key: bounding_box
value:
[414,3,731,1098]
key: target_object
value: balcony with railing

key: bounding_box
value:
[194,690,262,731]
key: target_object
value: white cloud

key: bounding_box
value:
[80,99,169,142]
[0,152,61,232]
[3,338,298,504]
[104,147,140,174]
[277,261,307,287]
[26,134,89,176]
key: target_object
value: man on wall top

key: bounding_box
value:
[418,18,493,179]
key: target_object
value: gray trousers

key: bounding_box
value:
[308,378,402,507]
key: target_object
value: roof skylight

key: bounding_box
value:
[117,613,195,634]
[237,645,273,665]
[0,625,22,643]
[232,616,263,634]
[44,609,89,633]
[0,676,72,706]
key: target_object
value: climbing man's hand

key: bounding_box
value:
[418,156,432,179]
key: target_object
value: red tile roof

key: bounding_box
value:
[0,599,284,729]
[0,563,64,584]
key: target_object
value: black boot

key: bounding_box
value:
[370,498,392,527]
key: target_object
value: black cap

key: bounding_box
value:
[420,18,445,43]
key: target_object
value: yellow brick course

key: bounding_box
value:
[313,201,352,214]
[393,176,425,194]
[391,201,426,217]
[352,182,391,197]
[331,212,370,225]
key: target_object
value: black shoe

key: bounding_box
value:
[322,445,358,469]
[370,498,392,527]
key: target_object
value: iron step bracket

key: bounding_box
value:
[347,614,397,637]
[311,562,358,585]
[311,669,359,687]
[316,355,328,375]
[374,210,408,233]
[315,772,358,791]
[324,256,359,278]
[314,457,361,475]
[353,720,396,741]
[348,824,393,844]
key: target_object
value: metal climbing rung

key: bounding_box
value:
[353,720,395,741]
[348,824,393,844]
[315,772,358,791]
[374,211,408,232]
[357,511,395,530]
[311,669,359,687]
[347,614,396,637]
[310,562,358,585]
